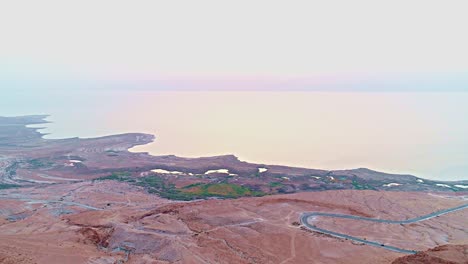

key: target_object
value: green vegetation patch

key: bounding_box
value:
[95,171,135,182]
[352,180,375,190]
[5,162,19,176]
[183,183,264,198]
[181,182,204,189]
[95,172,264,200]
[0,183,20,189]
[136,175,165,188]
[27,159,53,169]
[268,181,283,187]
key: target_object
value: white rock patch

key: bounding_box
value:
[204,169,237,176]
[258,168,268,173]
[436,184,451,188]
[454,185,468,189]
[416,179,424,183]
[383,183,401,187]
[205,169,229,174]
[152,169,184,175]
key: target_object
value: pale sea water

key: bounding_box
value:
[2,90,467,181]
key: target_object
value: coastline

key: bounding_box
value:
[1,115,467,190]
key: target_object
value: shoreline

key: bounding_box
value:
[6,114,468,184]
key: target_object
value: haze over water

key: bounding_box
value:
[3,89,467,181]
[2,0,468,181]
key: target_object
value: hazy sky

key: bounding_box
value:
[1,1,467,179]
[1,0,467,91]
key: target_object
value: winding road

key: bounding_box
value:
[300,203,468,254]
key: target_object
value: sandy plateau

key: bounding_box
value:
[1,183,466,263]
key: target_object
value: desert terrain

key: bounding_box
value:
[0,115,467,263]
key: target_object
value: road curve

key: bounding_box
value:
[300,203,468,254]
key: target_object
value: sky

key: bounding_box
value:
[1,0,468,91]
[1,1,468,179]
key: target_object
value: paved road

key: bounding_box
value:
[300,203,468,254]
